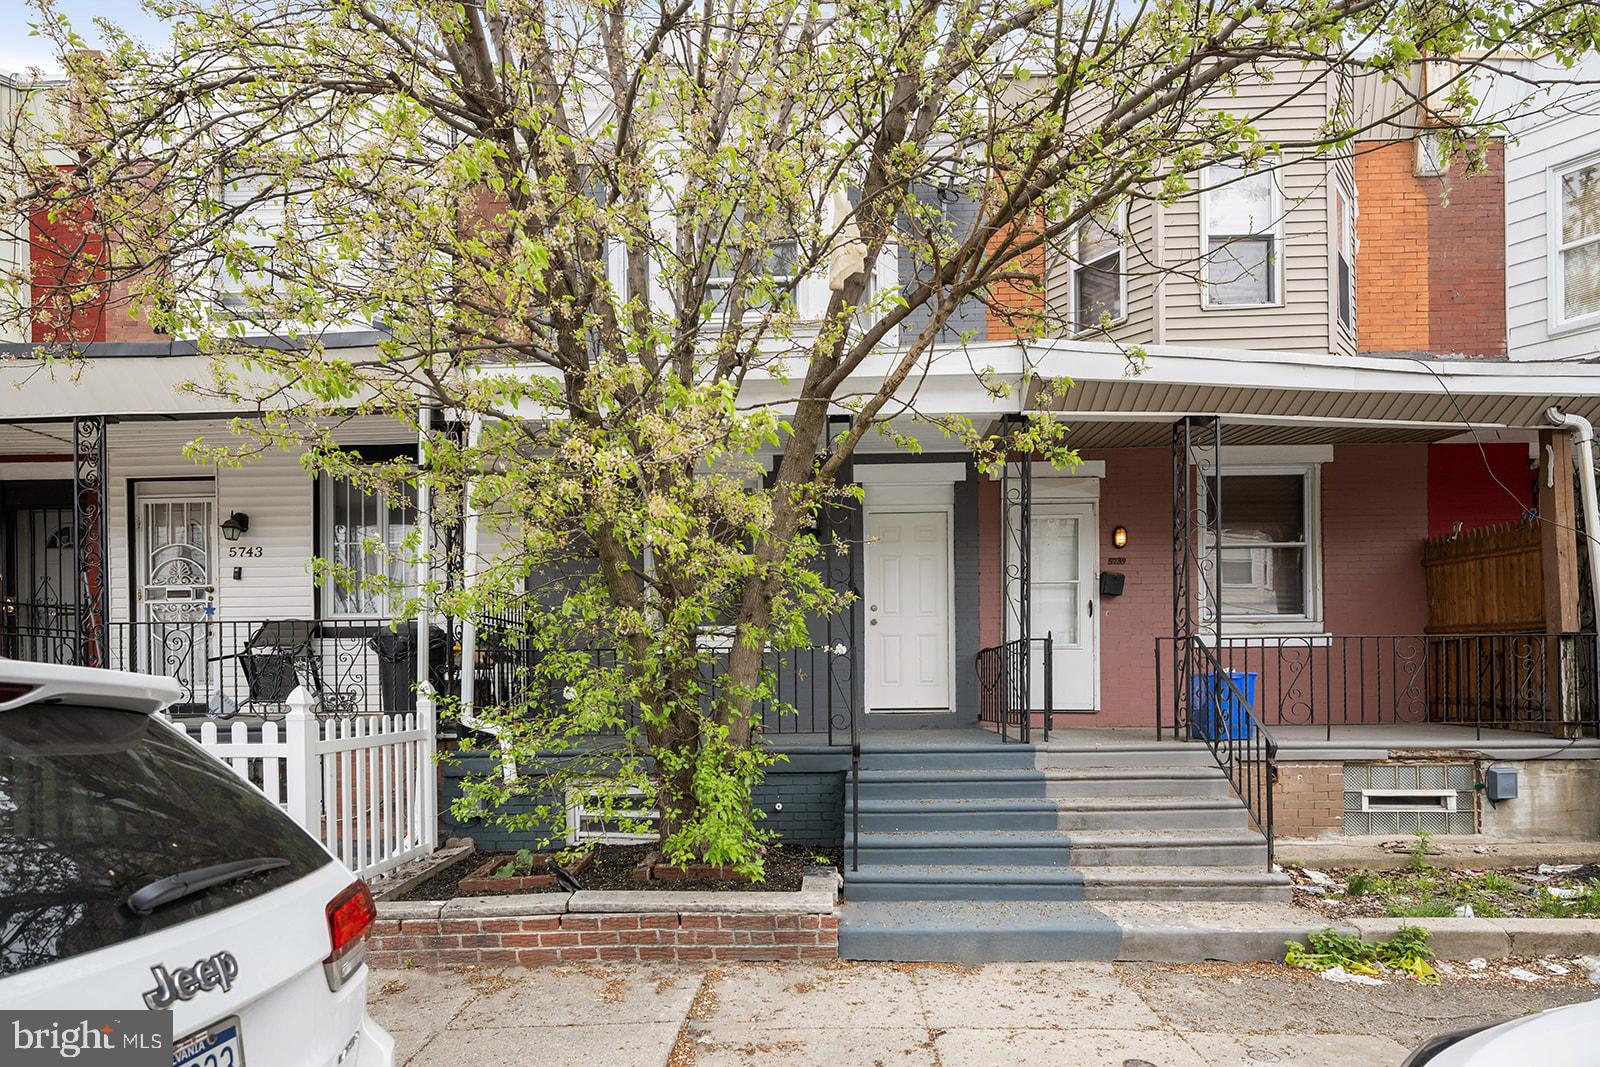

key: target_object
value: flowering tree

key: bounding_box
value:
[2,0,1592,874]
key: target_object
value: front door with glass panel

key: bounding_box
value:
[1010,502,1098,711]
[137,487,216,701]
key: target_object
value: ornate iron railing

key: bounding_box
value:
[1158,635,1277,866]
[1156,632,1600,741]
[975,634,1053,743]
[0,612,440,719]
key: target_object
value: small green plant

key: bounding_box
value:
[1284,926,1438,984]
[1344,872,1373,898]
[1477,871,1518,893]
[495,848,543,878]
[1532,881,1600,919]
[1409,833,1434,874]
[813,854,831,865]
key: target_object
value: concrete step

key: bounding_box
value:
[842,828,1267,868]
[850,795,1252,833]
[853,766,1234,801]
[841,863,1291,903]
[1042,767,1236,799]
[1031,742,1222,771]
[837,899,1121,962]
[855,744,1039,771]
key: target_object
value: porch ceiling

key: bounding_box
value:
[1024,341,1600,447]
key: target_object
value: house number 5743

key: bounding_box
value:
[227,546,263,558]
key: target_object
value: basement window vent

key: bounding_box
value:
[565,784,659,846]
[1361,789,1457,813]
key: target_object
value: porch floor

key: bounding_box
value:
[766,723,1600,760]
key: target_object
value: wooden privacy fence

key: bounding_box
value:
[1422,520,1587,731]
[1423,521,1545,634]
[160,686,437,881]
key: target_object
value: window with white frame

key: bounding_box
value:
[1336,188,1355,328]
[216,171,285,315]
[322,473,416,618]
[1555,157,1600,326]
[706,207,799,316]
[1202,468,1320,623]
[1071,207,1125,332]
[1202,162,1281,307]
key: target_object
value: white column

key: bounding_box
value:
[415,408,437,848]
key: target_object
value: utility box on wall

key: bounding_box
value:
[1484,766,1519,802]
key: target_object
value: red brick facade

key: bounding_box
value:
[1355,139,1507,357]
[367,910,839,968]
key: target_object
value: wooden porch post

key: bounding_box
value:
[1538,429,1582,734]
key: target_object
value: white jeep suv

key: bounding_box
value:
[0,661,394,1066]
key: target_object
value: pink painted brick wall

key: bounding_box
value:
[981,444,1431,727]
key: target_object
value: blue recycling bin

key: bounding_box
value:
[1188,671,1258,740]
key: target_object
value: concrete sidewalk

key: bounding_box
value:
[368,960,1597,1066]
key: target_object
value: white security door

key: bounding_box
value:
[1010,503,1098,711]
[865,509,952,712]
[137,489,217,699]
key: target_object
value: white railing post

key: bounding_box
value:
[284,685,322,834]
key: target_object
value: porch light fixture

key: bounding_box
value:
[1112,525,1129,549]
[220,512,251,542]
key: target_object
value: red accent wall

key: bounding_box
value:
[1426,442,1533,537]
[29,170,107,343]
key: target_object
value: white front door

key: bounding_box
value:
[137,487,217,699]
[864,509,952,712]
[1011,503,1098,711]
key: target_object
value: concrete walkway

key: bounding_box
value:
[368,960,1596,1066]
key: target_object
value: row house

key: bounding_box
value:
[6,55,1600,959]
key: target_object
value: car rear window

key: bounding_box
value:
[0,705,331,978]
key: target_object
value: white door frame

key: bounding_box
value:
[861,497,958,714]
[1003,471,1103,712]
[1017,499,1100,711]
[134,482,218,692]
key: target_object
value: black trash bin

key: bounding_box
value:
[371,625,451,712]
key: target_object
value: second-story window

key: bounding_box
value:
[1202,162,1281,308]
[1336,188,1355,328]
[1556,158,1600,326]
[706,208,799,317]
[217,171,284,316]
[1071,208,1125,333]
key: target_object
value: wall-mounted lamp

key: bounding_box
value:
[220,512,251,542]
[1112,525,1129,549]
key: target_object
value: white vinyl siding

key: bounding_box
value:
[1044,64,1347,354]
[1502,52,1600,360]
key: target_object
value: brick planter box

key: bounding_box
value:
[369,869,840,967]
[457,850,595,894]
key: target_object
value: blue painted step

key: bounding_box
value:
[838,899,1122,962]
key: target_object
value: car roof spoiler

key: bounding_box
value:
[0,660,183,714]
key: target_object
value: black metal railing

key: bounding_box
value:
[975,634,1052,743]
[1156,632,1600,741]
[1180,638,1277,867]
[469,618,853,738]
[1,611,442,718]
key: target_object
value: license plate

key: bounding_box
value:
[173,1018,244,1067]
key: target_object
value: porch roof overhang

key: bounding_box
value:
[1021,340,1600,447]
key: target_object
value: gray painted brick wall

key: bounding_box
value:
[899,185,989,344]
[441,752,847,851]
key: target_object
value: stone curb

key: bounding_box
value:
[377,870,840,921]
[1350,916,1600,959]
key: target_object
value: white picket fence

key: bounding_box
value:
[163,686,437,882]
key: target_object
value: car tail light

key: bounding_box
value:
[324,880,376,991]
